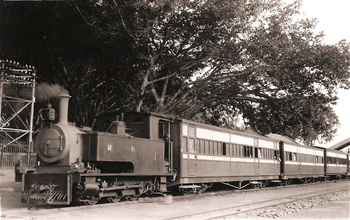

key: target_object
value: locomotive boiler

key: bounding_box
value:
[22,93,174,205]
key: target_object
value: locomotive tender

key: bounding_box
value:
[21,92,350,205]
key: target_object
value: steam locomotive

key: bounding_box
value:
[21,92,350,205]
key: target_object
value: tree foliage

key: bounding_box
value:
[2,0,350,144]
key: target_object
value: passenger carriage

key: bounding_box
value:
[178,120,281,189]
[325,149,348,179]
[279,140,325,182]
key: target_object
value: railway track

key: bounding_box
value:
[165,185,349,220]
[2,179,349,220]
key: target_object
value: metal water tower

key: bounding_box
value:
[0,60,36,167]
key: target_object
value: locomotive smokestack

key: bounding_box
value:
[57,92,71,125]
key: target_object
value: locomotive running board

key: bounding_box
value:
[179,184,201,189]
[81,173,174,177]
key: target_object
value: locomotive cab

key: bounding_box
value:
[91,112,175,174]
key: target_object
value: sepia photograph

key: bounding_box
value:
[0,0,349,219]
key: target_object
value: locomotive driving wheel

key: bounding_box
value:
[107,194,122,203]
[84,195,99,205]
[126,195,139,201]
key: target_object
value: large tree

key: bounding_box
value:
[78,0,350,144]
[2,0,350,144]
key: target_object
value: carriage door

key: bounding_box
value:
[187,126,197,176]
[159,120,172,172]
[254,139,260,175]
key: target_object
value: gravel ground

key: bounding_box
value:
[246,189,350,219]
[280,197,350,219]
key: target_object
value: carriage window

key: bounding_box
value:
[205,140,209,154]
[183,137,187,151]
[293,153,297,161]
[286,152,293,161]
[188,138,195,153]
[200,139,205,154]
[223,143,227,156]
[262,149,266,159]
[244,146,253,157]
[274,150,279,160]
[255,148,261,158]
[158,120,169,138]
[195,140,199,154]
[213,142,218,155]
[210,141,214,154]
[270,149,274,159]
[188,126,196,137]
[218,142,222,155]
[244,146,248,157]
[239,145,243,157]
[217,142,221,155]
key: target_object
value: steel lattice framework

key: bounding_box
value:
[0,60,36,166]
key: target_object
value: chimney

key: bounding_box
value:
[57,92,71,125]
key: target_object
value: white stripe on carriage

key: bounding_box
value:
[230,157,256,163]
[285,161,325,166]
[230,134,255,146]
[284,144,299,153]
[197,154,230,161]
[184,125,276,148]
[258,139,275,149]
[314,151,324,156]
[284,144,324,156]
[184,154,329,167]
[327,152,347,159]
[259,159,279,164]
[183,154,279,164]
[196,127,230,142]
[327,164,347,167]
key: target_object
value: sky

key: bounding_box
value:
[289,0,350,148]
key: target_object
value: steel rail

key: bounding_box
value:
[164,185,349,220]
